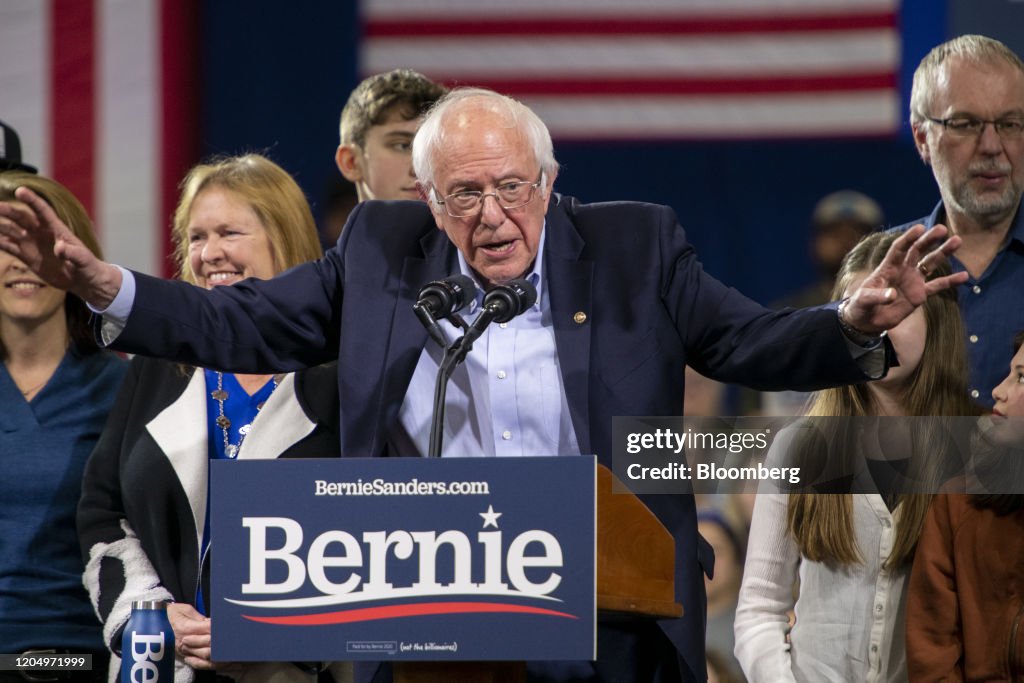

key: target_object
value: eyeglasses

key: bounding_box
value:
[434,174,546,218]
[924,115,1024,140]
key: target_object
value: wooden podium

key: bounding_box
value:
[394,464,681,682]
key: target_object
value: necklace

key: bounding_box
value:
[4,363,50,399]
[210,371,280,458]
[19,379,47,398]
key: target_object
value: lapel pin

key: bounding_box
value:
[573,311,587,324]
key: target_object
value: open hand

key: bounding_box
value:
[842,224,966,335]
[0,186,122,308]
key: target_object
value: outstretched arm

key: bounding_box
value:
[0,186,123,308]
[841,224,966,336]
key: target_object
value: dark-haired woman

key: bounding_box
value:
[0,172,127,680]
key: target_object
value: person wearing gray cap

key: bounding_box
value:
[789,190,886,310]
[0,120,39,173]
[754,190,884,416]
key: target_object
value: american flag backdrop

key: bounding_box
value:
[1,0,911,278]
[0,0,197,278]
[359,0,902,140]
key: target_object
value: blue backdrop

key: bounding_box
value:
[197,0,1021,305]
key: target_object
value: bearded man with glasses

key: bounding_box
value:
[0,88,966,683]
[901,34,1024,407]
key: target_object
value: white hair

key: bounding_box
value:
[412,87,559,200]
[910,34,1024,127]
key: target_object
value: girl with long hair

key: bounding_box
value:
[734,231,978,682]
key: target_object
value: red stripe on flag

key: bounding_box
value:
[242,601,579,625]
[436,72,896,96]
[160,0,201,278]
[51,0,96,219]
[365,12,897,37]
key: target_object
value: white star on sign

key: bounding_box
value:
[480,505,502,528]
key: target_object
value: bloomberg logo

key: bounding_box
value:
[225,509,578,625]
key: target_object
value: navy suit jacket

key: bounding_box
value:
[113,195,877,681]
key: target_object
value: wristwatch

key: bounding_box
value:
[837,297,883,346]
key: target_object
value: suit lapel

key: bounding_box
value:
[371,228,454,456]
[145,369,208,558]
[236,373,315,460]
[146,370,318,558]
[544,198,594,456]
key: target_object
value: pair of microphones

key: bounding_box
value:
[413,274,537,350]
[415,274,536,457]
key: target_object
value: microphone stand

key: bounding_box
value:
[422,277,535,458]
[427,307,497,458]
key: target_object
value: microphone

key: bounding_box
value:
[481,278,538,324]
[426,278,537,457]
[413,274,476,348]
[417,274,475,318]
[464,278,538,341]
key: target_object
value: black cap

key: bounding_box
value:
[0,119,38,173]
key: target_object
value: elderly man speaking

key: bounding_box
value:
[0,88,963,683]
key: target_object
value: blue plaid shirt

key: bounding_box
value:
[894,201,1024,408]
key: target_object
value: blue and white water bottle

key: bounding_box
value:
[120,600,175,682]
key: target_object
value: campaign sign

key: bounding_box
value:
[210,456,596,662]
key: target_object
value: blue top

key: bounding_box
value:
[894,202,1024,408]
[197,369,278,613]
[202,369,278,461]
[0,347,127,652]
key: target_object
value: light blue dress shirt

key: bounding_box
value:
[390,227,582,458]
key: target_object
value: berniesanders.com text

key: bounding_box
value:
[314,478,490,496]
